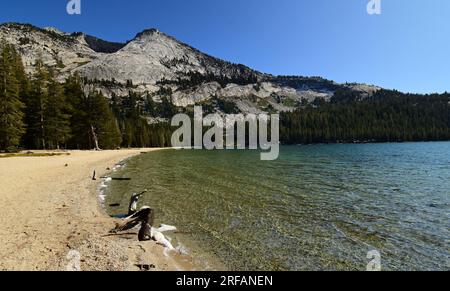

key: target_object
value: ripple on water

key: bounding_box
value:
[105,143,450,271]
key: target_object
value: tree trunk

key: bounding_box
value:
[40,98,45,150]
[90,125,100,151]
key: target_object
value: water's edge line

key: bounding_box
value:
[91,148,220,271]
[89,148,195,270]
[94,148,171,211]
[95,148,228,271]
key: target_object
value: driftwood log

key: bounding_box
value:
[110,206,176,249]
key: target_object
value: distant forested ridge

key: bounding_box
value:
[0,43,449,152]
[280,89,450,144]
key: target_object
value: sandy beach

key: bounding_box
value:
[0,149,196,271]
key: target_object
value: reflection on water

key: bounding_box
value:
[105,143,450,270]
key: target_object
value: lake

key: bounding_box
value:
[105,142,450,270]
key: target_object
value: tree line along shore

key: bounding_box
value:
[0,43,173,152]
[1,43,449,153]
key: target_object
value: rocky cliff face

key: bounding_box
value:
[0,23,96,78]
[78,28,260,85]
[0,22,380,114]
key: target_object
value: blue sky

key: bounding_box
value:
[0,0,449,94]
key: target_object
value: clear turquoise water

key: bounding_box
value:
[105,143,450,270]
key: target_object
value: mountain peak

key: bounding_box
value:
[43,26,66,35]
[134,28,162,39]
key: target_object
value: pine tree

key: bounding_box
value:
[64,74,89,149]
[23,60,48,149]
[23,63,73,149]
[0,44,25,152]
[11,47,30,103]
[85,91,122,150]
[44,70,72,149]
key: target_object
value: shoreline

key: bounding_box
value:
[103,152,228,271]
[0,149,197,271]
